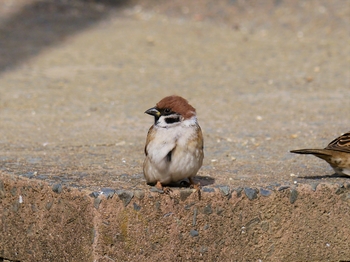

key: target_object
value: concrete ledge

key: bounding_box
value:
[1,172,350,261]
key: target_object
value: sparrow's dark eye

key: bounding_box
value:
[164,108,171,114]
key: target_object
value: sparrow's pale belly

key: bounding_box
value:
[143,124,203,184]
[144,147,203,184]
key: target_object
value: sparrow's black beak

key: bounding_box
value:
[145,107,161,117]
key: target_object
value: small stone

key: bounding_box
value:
[310,182,319,191]
[94,198,102,209]
[202,204,212,215]
[180,189,193,201]
[155,201,161,210]
[52,184,62,194]
[133,202,141,211]
[134,190,145,200]
[268,183,281,189]
[163,212,173,218]
[260,188,272,197]
[244,187,258,200]
[203,224,209,230]
[116,190,134,207]
[100,188,115,199]
[202,187,215,193]
[234,187,243,197]
[290,189,298,204]
[190,229,199,237]
[45,201,53,211]
[150,187,164,193]
[89,191,99,198]
[21,172,35,178]
[216,207,224,215]
[278,185,290,191]
[218,186,230,197]
[0,180,4,199]
[193,207,197,226]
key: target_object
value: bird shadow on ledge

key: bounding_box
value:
[163,176,215,188]
[192,176,215,187]
[298,173,350,180]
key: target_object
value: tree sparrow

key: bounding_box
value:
[290,132,350,176]
[143,95,204,191]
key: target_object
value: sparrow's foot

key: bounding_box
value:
[155,181,172,194]
[189,178,201,200]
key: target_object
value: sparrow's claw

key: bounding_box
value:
[163,187,173,194]
[155,181,172,194]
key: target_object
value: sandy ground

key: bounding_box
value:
[0,0,349,191]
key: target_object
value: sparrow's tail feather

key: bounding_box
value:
[290,149,332,157]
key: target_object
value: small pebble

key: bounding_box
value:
[203,204,212,215]
[202,187,215,193]
[310,182,319,191]
[134,190,145,200]
[52,184,62,194]
[94,198,102,209]
[89,192,99,198]
[290,189,298,204]
[100,188,115,199]
[150,187,164,193]
[278,186,290,191]
[218,186,230,196]
[260,188,272,197]
[133,202,141,211]
[180,189,193,201]
[116,190,134,207]
[244,187,258,200]
[190,229,199,237]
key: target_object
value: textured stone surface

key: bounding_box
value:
[0,173,94,261]
[2,172,350,261]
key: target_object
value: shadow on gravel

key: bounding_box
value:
[0,0,129,74]
[299,174,350,180]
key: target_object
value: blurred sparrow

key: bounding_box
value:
[290,132,350,176]
[143,95,204,192]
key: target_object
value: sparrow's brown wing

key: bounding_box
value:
[325,132,350,153]
[144,125,156,156]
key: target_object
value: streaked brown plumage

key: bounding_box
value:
[143,95,204,191]
[290,132,350,176]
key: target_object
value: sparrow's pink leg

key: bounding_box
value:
[188,178,201,200]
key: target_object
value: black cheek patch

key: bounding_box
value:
[165,116,180,124]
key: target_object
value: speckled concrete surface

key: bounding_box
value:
[0,0,349,261]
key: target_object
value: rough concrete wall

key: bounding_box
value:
[0,173,94,262]
[2,172,350,261]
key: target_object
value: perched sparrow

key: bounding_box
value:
[290,132,350,176]
[143,95,204,191]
